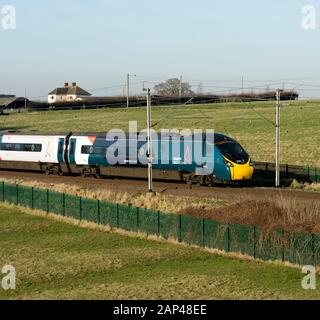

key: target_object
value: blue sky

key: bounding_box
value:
[1,0,320,99]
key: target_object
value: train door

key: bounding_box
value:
[68,138,76,164]
[58,138,65,163]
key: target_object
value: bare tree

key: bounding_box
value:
[154,78,194,96]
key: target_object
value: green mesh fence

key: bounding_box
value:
[254,162,320,183]
[229,224,255,257]
[284,232,315,266]
[4,183,18,205]
[48,191,64,216]
[64,194,81,220]
[81,198,99,224]
[118,204,138,232]
[204,220,229,252]
[181,215,203,246]
[138,208,159,236]
[17,185,33,208]
[0,182,4,201]
[255,229,284,261]
[314,235,320,266]
[308,167,319,183]
[159,213,180,241]
[100,202,118,228]
[33,188,48,212]
[1,181,320,267]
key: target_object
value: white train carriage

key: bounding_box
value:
[0,133,68,173]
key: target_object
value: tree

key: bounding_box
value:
[154,78,194,96]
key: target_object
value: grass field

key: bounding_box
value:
[1,204,320,300]
[0,100,319,166]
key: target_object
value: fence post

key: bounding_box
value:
[31,187,34,209]
[46,189,49,214]
[312,233,316,267]
[178,215,182,243]
[282,229,285,262]
[62,193,65,216]
[136,207,140,231]
[157,211,160,236]
[2,182,4,202]
[265,163,269,179]
[116,204,119,228]
[97,200,101,225]
[202,219,205,248]
[227,223,231,252]
[79,197,82,221]
[16,184,18,205]
[253,226,256,259]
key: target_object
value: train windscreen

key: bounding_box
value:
[216,142,249,164]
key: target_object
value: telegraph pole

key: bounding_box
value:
[179,75,182,103]
[241,76,244,93]
[126,73,137,108]
[24,89,27,112]
[126,73,130,108]
[143,88,153,193]
[275,89,282,188]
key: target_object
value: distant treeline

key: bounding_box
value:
[28,91,299,111]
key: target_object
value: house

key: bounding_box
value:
[0,95,30,112]
[48,82,91,104]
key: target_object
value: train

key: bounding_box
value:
[0,131,254,185]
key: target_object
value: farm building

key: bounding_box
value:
[48,82,91,104]
[0,95,29,112]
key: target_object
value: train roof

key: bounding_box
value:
[0,130,71,136]
[0,131,236,144]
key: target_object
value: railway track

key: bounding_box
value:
[0,169,319,202]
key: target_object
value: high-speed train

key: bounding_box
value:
[0,131,254,185]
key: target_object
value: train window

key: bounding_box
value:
[81,145,106,155]
[81,146,94,154]
[217,142,249,163]
[22,144,42,152]
[0,143,42,152]
[1,143,13,151]
[81,146,96,154]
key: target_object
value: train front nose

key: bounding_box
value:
[230,160,254,181]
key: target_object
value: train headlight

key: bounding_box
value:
[250,160,254,167]
[224,159,234,168]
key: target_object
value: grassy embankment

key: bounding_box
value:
[1,204,320,300]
